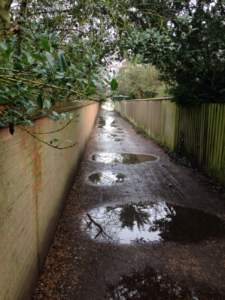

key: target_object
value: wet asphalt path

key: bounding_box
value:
[33,107,225,300]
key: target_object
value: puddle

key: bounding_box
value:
[110,121,118,127]
[88,171,128,185]
[98,116,117,130]
[97,134,120,141]
[91,153,157,164]
[109,134,117,137]
[106,265,222,300]
[83,201,225,244]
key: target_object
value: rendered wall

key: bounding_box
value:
[115,99,225,185]
[0,102,99,300]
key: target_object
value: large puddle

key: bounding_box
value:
[98,116,118,130]
[91,153,157,164]
[83,201,225,244]
[106,265,222,300]
[88,171,128,185]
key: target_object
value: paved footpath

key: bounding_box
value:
[33,107,225,300]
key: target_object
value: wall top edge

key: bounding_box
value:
[0,101,98,130]
[53,101,97,113]
[119,97,172,102]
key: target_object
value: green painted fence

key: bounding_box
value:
[178,104,225,185]
[115,99,225,186]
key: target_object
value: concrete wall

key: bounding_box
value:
[115,99,225,186]
[0,102,99,300]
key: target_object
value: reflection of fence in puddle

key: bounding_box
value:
[106,265,223,300]
[83,202,225,245]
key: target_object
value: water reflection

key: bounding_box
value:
[83,201,225,244]
[98,116,117,130]
[106,265,222,300]
[119,203,150,231]
[88,171,128,185]
[91,153,157,164]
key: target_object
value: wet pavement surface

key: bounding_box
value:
[33,107,225,300]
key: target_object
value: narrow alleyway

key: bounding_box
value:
[33,107,225,300]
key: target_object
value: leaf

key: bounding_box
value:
[50,138,59,144]
[46,52,54,67]
[3,52,9,64]
[43,99,51,109]
[31,53,45,61]
[9,123,14,136]
[47,113,58,121]
[37,95,43,109]
[110,78,118,91]
[13,63,23,70]
[66,140,75,144]
[68,112,74,119]
[22,119,35,127]
[41,39,51,52]
[51,98,55,106]
[55,72,65,79]
[85,88,97,95]
[52,111,59,118]
[61,113,67,120]
[57,52,67,72]
[0,42,7,50]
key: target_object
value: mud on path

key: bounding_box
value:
[33,107,225,300]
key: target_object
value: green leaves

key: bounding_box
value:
[37,95,43,109]
[57,52,67,72]
[110,79,118,91]
[41,39,51,52]
[85,88,97,95]
[46,52,54,67]
[31,53,45,61]
[47,113,58,121]
[50,138,59,144]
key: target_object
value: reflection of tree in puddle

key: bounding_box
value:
[119,203,150,231]
[91,153,157,164]
[116,173,126,183]
[88,172,127,185]
[98,116,116,130]
[121,153,156,164]
[83,201,225,244]
[88,172,102,184]
[106,265,222,300]
[109,134,117,137]
[149,203,225,243]
[98,116,106,128]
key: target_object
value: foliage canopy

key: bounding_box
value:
[115,60,169,99]
[0,0,224,145]
[122,0,225,106]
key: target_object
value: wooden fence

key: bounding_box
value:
[115,99,225,185]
